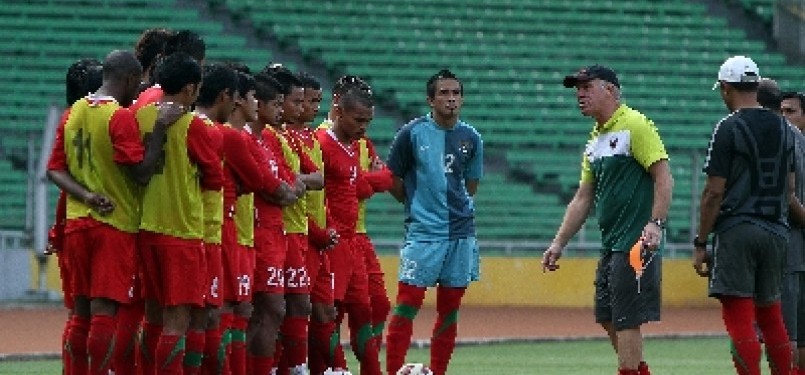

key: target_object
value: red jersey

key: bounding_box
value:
[47,98,145,232]
[243,125,289,229]
[316,128,361,237]
[219,123,281,210]
[130,85,164,111]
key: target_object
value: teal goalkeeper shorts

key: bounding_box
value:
[397,237,480,288]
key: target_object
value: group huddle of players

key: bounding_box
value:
[46,28,399,375]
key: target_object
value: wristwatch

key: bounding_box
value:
[692,235,708,248]
[649,218,666,229]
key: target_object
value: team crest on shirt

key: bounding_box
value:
[585,130,631,162]
[459,140,473,155]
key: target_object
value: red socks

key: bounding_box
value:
[88,314,117,375]
[112,302,142,375]
[332,306,347,371]
[429,287,465,375]
[219,312,234,375]
[155,334,185,375]
[250,355,274,375]
[638,361,651,375]
[346,302,381,375]
[231,314,249,375]
[308,319,335,375]
[62,316,73,375]
[755,302,792,375]
[138,321,162,375]
[183,329,205,375]
[385,282,426,375]
[370,293,390,343]
[280,316,309,369]
[721,297,762,375]
[68,316,89,375]
[203,326,224,375]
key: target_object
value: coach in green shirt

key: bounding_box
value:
[542,65,673,375]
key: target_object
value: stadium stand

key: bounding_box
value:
[2,0,804,247]
[223,0,805,243]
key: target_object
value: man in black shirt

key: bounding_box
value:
[694,55,805,375]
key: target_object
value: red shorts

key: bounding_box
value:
[284,233,310,295]
[253,226,287,294]
[64,223,137,304]
[220,219,241,303]
[139,231,205,307]
[57,252,73,310]
[306,244,333,305]
[205,242,224,307]
[355,234,388,299]
[330,236,369,304]
[238,245,255,302]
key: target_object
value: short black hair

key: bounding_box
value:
[196,64,238,107]
[427,69,463,98]
[333,75,370,96]
[253,72,284,102]
[297,72,321,91]
[261,64,301,95]
[164,30,205,62]
[65,58,103,106]
[340,87,374,111]
[757,79,782,111]
[782,91,805,112]
[234,71,256,99]
[102,50,142,82]
[135,28,173,74]
[156,52,202,95]
[224,61,252,75]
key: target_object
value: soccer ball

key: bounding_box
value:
[396,363,433,375]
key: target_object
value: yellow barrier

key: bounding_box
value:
[35,254,716,308]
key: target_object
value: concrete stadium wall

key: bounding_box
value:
[33,254,716,308]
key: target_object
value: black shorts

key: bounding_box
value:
[709,223,786,305]
[594,250,661,331]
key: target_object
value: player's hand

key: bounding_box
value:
[641,222,662,251]
[692,246,711,277]
[84,192,114,216]
[325,228,339,250]
[292,178,307,197]
[370,157,386,171]
[155,101,188,128]
[542,243,563,273]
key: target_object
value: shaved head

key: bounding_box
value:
[103,50,142,81]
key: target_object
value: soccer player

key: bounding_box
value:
[264,67,324,375]
[48,57,103,375]
[317,88,388,375]
[782,90,805,375]
[246,73,304,375]
[385,70,483,375]
[133,29,205,110]
[135,52,223,375]
[134,28,173,93]
[693,56,801,375]
[185,63,240,375]
[291,72,340,375]
[319,75,393,362]
[46,50,183,375]
[543,65,672,375]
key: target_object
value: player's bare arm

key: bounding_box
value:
[297,171,324,190]
[46,169,115,215]
[693,175,726,277]
[642,159,673,251]
[261,181,298,207]
[542,182,594,272]
[788,172,805,226]
[465,179,479,197]
[129,104,187,184]
[389,176,405,203]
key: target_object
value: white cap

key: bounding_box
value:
[713,55,760,89]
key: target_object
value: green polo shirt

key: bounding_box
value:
[580,104,668,252]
